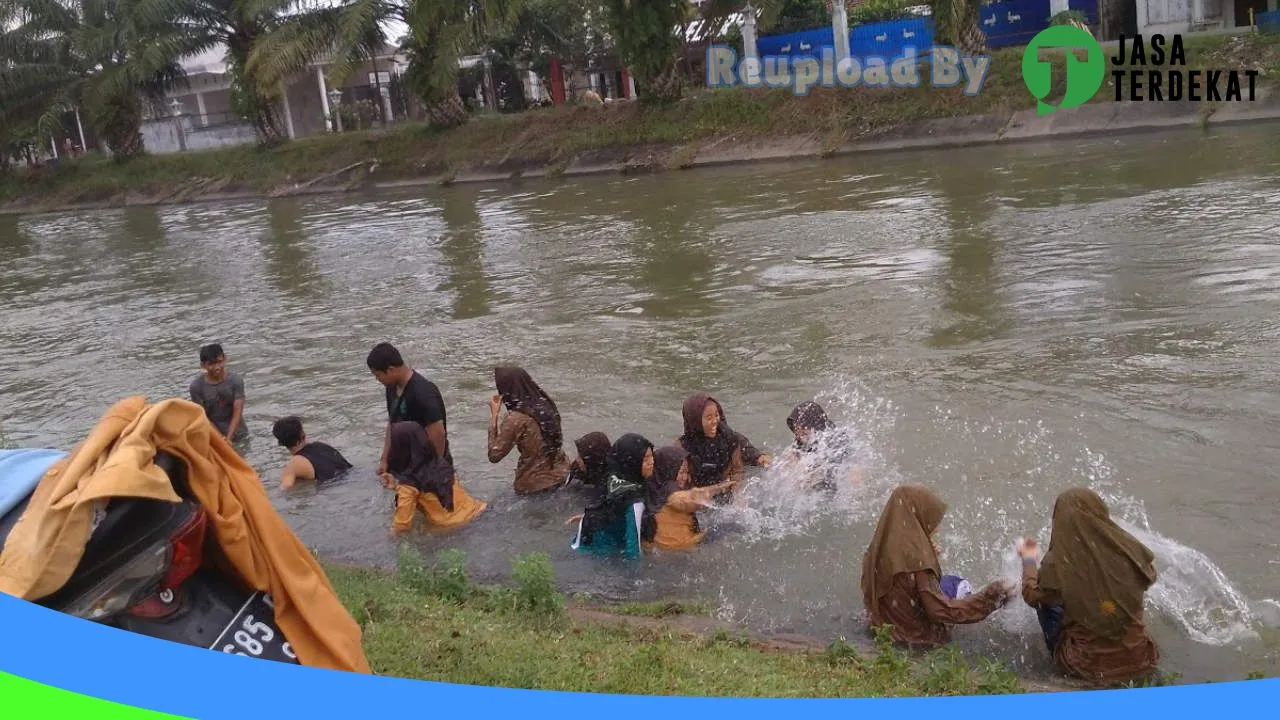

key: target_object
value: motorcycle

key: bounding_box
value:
[0,449,299,664]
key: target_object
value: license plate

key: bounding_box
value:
[210,592,299,664]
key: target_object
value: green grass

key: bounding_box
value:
[2,33,1274,211]
[326,546,1025,697]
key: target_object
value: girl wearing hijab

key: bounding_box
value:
[380,421,487,534]
[778,400,864,492]
[1018,488,1160,686]
[569,434,654,558]
[565,431,611,491]
[676,392,771,499]
[488,365,571,494]
[641,446,738,551]
[861,485,1012,647]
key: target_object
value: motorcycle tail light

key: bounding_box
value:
[160,507,207,590]
[59,543,171,621]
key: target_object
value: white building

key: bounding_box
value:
[1135,0,1276,35]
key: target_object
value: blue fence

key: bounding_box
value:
[1260,10,1280,33]
[754,0,1103,60]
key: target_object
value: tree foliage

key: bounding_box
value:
[599,0,689,103]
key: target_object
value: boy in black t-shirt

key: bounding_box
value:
[365,343,454,480]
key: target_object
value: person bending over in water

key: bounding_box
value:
[776,401,865,492]
[1018,488,1160,686]
[272,416,353,488]
[487,365,570,494]
[862,485,1013,648]
[676,392,771,501]
[564,431,611,491]
[569,434,653,558]
[641,446,737,552]
[381,421,486,534]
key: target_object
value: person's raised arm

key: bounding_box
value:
[487,395,520,463]
[915,571,1010,625]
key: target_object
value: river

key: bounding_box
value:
[2,125,1278,684]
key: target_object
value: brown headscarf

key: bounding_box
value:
[860,485,947,618]
[680,392,749,488]
[572,432,612,488]
[387,421,454,510]
[495,365,562,456]
[642,446,691,542]
[1038,488,1157,639]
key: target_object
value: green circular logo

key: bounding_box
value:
[1021,26,1106,115]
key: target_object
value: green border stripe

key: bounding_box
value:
[0,671,193,719]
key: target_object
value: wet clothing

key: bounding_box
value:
[1021,488,1160,685]
[189,373,246,441]
[571,434,650,558]
[393,480,486,534]
[386,371,455,480]
[488,410,571,494]
[677,393,764,492]
[786,400,850,492]
[566,432,611,490]
[872,570,1006,647]
[861,485,1006,647]
[0,397,369,672]
[494,365,563,457]
[296,442,352,482]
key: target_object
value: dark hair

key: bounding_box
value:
[199,343,225,364]
[272,416,304,448]
[366,342,404,372]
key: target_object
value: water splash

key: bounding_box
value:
[708,378,907,541]
[702,381,1263,650]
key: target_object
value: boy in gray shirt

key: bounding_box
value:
[189,343,247,442]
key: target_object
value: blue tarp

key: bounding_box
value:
[1259,10,1280,33]
[753,0,1108,59]
[0,448,65,518]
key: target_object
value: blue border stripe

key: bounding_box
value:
[0,592,1275,718]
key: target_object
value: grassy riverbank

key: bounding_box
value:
[325,547,1028,697]
[3,33,1277,213]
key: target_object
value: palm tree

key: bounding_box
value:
[1,0,203,161]
[182,0,350,145]
[598,0,689,103]
[247,0,518,130]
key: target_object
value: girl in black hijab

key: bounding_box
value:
[642,445,738,551]
[778,400,864,492]
[569,433,653,558]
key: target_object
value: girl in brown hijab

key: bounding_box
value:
[861,485,1012,647]
[641,446,738,551]
[1018,488,1160,686]
[676,392,770,499]
[488,365,571,494]
[381,421,487,534]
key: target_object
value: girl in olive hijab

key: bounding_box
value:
[1018,488,1160,686]
[676,392,771,499]
[861,485,1012,647]
[488,365,571,494]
